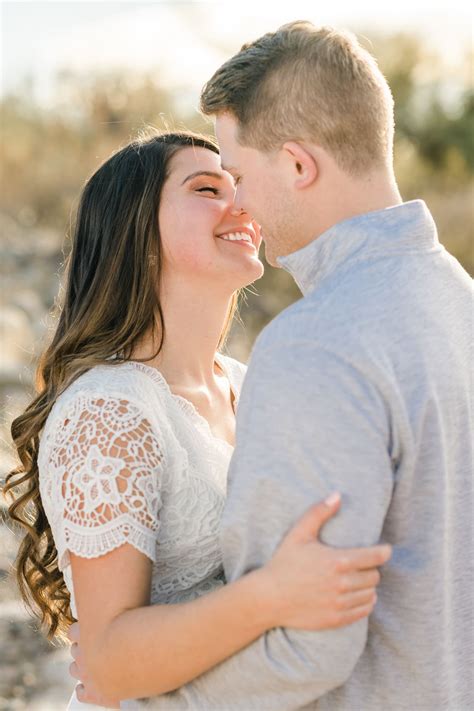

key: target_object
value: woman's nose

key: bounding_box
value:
[229,205,246,217]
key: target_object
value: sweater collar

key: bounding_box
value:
[276,200,438,295]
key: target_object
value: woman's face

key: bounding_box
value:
[158,146,264,291]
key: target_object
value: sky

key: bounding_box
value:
[1,0,472,105]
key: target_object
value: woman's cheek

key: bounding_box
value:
[207,200,228,218]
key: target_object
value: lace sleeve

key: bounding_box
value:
[40,394,164,571]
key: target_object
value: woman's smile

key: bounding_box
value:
[216,229,258,251]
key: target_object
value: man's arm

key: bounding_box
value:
[148,336,395,710]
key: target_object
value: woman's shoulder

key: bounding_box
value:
[38,363,180,487]
[38,362,166,574]
[43,362,173,444]
[57,361,169,406]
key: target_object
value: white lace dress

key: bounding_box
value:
[38,352,247,710]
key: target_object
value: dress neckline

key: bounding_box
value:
[123,352,237,450]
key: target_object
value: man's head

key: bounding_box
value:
[201,21,397,265]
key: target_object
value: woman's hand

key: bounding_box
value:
[68,622,120,709]
[67,493,391,703]
[260,493,391,630]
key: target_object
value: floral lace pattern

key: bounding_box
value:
[38,353,246,614]
[39,396,164,573]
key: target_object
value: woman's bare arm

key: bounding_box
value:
[70,497,390,701]
[70,543,276,701]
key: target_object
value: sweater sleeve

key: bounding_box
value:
[145,336,395,710]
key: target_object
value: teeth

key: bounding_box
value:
[219,232,252,243]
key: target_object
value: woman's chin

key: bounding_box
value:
[236,259,265,287]
[216,258,264,291]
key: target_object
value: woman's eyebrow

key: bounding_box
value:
[181,170,224,185]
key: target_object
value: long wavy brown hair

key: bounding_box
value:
[3,130,240,643]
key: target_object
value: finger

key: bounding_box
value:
[68,621,80,644]
[75,683,85,702]
[339,569,381,592]
[77,682,118,708]
[338,588,377,610]
[69,661,80,681]
[76,683,97,705]
[338,544,392,571]
[70,642,78,661]
[335,599,376,628]
[286,493,341,543]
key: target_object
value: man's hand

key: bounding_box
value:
[68,621,121,709]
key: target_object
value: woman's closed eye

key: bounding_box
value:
[196,186,219,195]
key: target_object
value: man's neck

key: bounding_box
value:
[290,168,403,256]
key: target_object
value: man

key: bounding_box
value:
[75,21,473,709]
[147,22,472,709]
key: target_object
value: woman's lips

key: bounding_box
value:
[216,227,260,250]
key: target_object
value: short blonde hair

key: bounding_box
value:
[201,21,395,175]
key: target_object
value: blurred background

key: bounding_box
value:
[1,0,473,708]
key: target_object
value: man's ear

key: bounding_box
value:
[282,141,318,189]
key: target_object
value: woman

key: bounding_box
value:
[4,131,390,709]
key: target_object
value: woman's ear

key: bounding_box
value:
[282,141,318,189]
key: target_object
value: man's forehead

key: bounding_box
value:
[220,160,238,174]
[217,141,243,174]
[217,143,240,174]
[215,114,240,151]
[215,111,238,135]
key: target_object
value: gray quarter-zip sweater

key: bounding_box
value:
[146,200,473,710]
